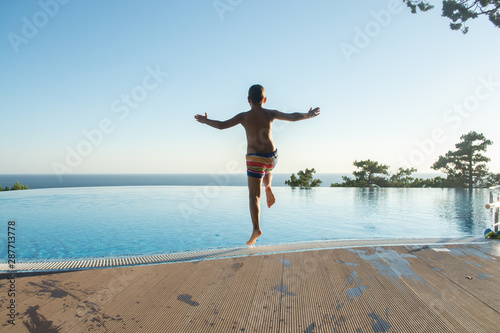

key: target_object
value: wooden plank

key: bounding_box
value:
[176,256,264,332]
[66,261,200,332]
[283,249,351,333]
[279,251,314,331]
[414,245,500,313]
[455,244,500,277]
[62,265,156,332]
[243,253,285,332]
[2,244,500,332]
[4,266,124,307]
[337,248,395,333]
[471,242,500,260]
[330,248,405,332]
[400,245,496,332]
[335,247,453,332]
[193,256,265,332]
[116,259,226,332]
[1,266,145,332]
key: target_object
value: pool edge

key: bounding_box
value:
[0,237,489,275]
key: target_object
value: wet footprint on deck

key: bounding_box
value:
[177,294,199,306]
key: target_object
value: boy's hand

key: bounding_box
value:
[195,112,208,123]
[308,107,320,118]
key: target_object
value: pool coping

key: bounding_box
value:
[0,237,487,274]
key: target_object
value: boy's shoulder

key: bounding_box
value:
[245,108,278,120]
[247,107,278,115]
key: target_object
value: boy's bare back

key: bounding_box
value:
[238,107,276,154]
[194,84,319,246]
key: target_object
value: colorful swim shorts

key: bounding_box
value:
[246,149,278,178]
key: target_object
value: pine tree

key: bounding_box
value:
[353,160,390,186]
[432,131,493,188]
[285,168,322,188]
[404,0,500,33]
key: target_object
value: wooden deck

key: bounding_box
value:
[1,240,500,332]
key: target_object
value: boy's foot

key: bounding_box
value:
[265,186,276,208]
[246,229,263,246]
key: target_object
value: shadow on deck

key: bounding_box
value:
[1,238,499,332]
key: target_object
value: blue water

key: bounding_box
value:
[0,173,442,189]
[0,186,491,261]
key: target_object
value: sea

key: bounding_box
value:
[0,173,442,190]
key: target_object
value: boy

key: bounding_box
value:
[195,84,320,245]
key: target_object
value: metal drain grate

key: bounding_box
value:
[0,237,484,274]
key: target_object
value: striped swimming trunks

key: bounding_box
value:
[246,149,278,178]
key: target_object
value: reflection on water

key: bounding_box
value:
[282,187,490,241]
[355,187,389,210]
[434,189,488,234]
[354,188,489,235]
[0,187,493,260]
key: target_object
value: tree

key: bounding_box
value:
[330,160,459,188]
[331,175,369,187]
[285,168,322,188]
[353,160,390,186]
[331,160,391,187]
[432,131,493,188]
[483,172,500,187]
[404,0,500,33]
[0,182,29,191]
[389,167,418,187]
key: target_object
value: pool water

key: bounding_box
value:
[0,186,492,261]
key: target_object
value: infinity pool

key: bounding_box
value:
[0,186,491,261]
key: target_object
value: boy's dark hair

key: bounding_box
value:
[248,84,265,105]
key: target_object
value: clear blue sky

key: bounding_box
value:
[1,0,499,176]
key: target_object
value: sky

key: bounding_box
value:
[1,0,499,176]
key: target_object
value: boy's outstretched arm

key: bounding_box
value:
[195,112,244,130]
[273,107,320,121]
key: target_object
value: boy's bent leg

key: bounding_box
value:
[263,172,276,208]
[247,176,263,245]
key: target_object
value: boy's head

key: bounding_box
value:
[248,84,266,106]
